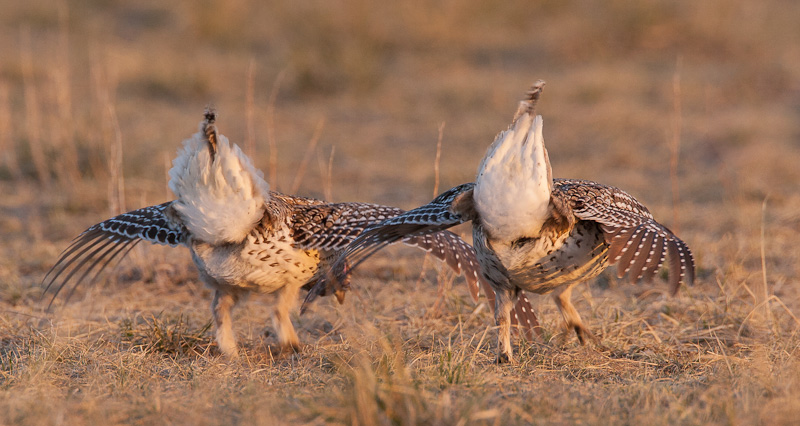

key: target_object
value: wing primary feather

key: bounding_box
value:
[42,201,193,311]
[614,227,644,278]
[47,237,120,308]
[58,239,140,309]
[43,230,112,291]
[64,240,141,302]
[600,225,623,245]
[628,230,655,284]
[562,179,695,294]
[84,239,141,292]
[45,236,118,300]
[467,274,480,302]
[327,223,456,286]
[401,231,484,302]
[681,241,696,287]
[641,234,665,283]
[667,241,681,295]
[607,229,631,264]
[338,239,396,276]
[59,241,131,307]
[513,292,540,341]
[313,185,474,286]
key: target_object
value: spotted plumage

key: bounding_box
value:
[43,110,508,358]
[308,81,696,362]
[300,184,540,338]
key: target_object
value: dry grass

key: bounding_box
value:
[2,0,800,424]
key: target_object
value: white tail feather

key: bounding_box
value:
[168,126,270,244]
[474,114,552,242]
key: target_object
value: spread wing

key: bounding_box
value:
[308,184,478,273]
[299,184,476,303]
[299,184,541,340]
[556,179,695,294]
[291,202,405,251]
[291,199,484,300]
[42,202,185,307]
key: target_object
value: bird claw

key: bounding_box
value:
[567,324,605,349]
[284,342,303,354]
[333,259,351,304]
[334,289,347,304]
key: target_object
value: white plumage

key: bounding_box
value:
[168,123,270,244]
[475,113,552,242]
[317,80,696,363]
[44,109,494,359]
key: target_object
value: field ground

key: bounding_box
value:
[1,1,800,424]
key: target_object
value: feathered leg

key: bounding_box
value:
[212,289,240,358]
[552,284,598,345]
[273,283,302,353]
[494,286,517,363]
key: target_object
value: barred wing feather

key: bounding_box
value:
[292,198,483,301]
[323,184,477,275]
[42,202,184,306]
[301,184,541,340]
[556,179,695,294]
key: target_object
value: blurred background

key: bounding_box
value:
[1,1,800,423]
[2,0,799,294]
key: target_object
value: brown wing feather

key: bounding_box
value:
[557,179,695,290]
[292,200,484,300]
[43,202,184,307]
[401,232,483,302]
[642,234,667,283]
[512,292,541,341]
[605,227,630,262]
[301,185,476,308]
[627,231,655,284]
[291,202,406,251]
[293,194,487,302]
[300,183,541,341]
[614,227,645,279]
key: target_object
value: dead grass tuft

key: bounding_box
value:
[119,313,213,358]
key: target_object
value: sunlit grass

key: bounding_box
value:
[0,0,799,424]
